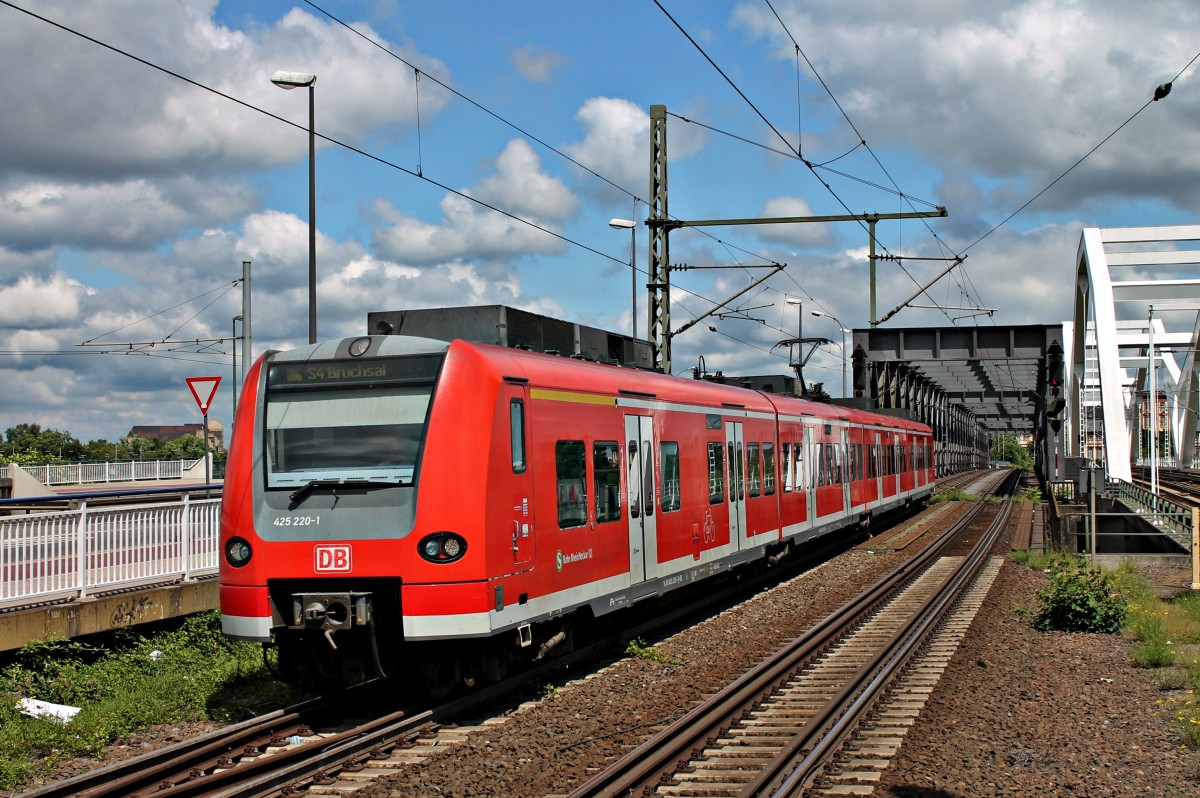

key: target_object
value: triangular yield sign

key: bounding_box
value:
[186,376,222,415]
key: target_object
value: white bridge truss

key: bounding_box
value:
[1071,225,1200,483]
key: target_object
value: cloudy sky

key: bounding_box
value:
[1,0,1197,443]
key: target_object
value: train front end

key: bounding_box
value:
[219,334,490,686]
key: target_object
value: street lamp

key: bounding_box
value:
[608,218,637,339]
[811,310,851,398]
[271,70,318,344]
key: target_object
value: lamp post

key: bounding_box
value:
[608,218,637,339]
[232,315,243,426]
[271,70,318,344]
[1148,305,1158,495]
[811,310,851,398]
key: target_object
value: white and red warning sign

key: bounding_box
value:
[185,376,222,415]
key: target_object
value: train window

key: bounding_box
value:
[660,442,681,512]
[593,441,621,523]
[781,443,792,493]
[642,439,655,517]
[510,400,526,473]
[556,441,587,529]
[763,443,776,495]
[729,442,745,500]
[747,443,761,498]
[795,439,808,491]
[824,444,837,486]
[707,442,724,504]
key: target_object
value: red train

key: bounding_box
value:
[220,332,934,688]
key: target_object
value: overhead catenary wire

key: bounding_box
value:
[653,0,969,331]
[1,0,799,368]
[303,0,796,341]
[961,53,1200,255]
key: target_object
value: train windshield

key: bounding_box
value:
[262,354,443,490]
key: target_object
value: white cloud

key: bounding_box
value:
[472,140,579,221]
[757,197,835,247]
[0,274,87,328]
[509,44,567,83]
[371,140,577,264]
[730,0,1200,211]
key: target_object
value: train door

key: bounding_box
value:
[725,421,747,548]
[506,386,535,565]
[624,415,659,584]
[840,427,851,510]
[893,441,903,496]
[804,424,816,519]
[873,431,883,506]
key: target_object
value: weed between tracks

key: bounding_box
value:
[0,612,299,790]
[1011,550,1200,748]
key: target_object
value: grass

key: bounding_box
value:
[1011,551,1200,749]
[0,612,300,791]
[624,638,682,666]
[931,489,978,503]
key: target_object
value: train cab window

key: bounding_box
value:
[510,400,526,473]
[262,354,443,490]
[556,441,588,529]
[747,443,761,498]
[660,442,681,512]
[763,443,776,495]
[707,442,725,504]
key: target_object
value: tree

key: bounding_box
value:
[4,424,82,462]
[81,439,122,461]
[990,433,1033,469]
[125,435,165,460]
[162,435,208,460]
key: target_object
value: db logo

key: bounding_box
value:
[314,544,352,573]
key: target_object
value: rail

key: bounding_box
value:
[0,486,221,608]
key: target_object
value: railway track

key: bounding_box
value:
[20,472,987,798]
[566,468,1017,798]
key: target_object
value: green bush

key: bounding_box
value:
[0,612,297,791]
[1033,556,1127,633]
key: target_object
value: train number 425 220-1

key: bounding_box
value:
[273,516,320,526]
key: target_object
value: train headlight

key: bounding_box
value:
[225,536,252,568]
[417,532,467,563]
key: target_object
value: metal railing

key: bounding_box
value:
[0,487,220,608]
[1111,478,1195,551]
[4,459,204,486]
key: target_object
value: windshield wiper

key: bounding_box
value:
[289,477,404,503]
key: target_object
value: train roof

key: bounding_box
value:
[263,335,929,435]
[449,339,929,434]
